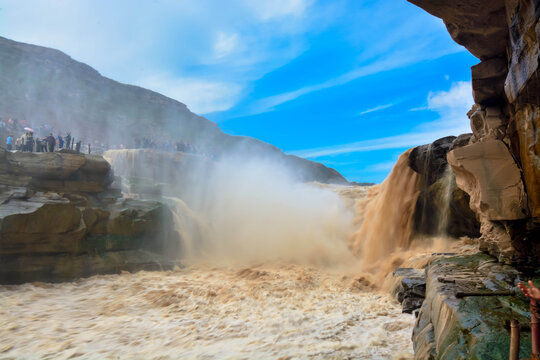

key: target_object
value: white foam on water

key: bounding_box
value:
[0,264,415,359]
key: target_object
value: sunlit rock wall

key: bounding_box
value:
[409,0,540,265]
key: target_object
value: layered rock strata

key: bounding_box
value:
[0,149,181,284]
[408,0,540,264]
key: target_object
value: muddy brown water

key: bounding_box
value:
[0,263,414,359]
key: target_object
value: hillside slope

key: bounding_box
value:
[0,36,347,184]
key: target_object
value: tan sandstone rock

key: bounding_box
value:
[447,139,529,220]
[7,152,87,179]
[514,104,540,219]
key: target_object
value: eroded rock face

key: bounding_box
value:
[0,148,112,192]
[514,104,540,219]
[447,139,529,221]
[409,0,540,266]
[0,152,182,284]
[407,0,508,59]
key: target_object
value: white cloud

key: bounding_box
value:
[357,104,393,116]
[138,74,243,115]
[419,81,473,133]
[428,81,472,110]
[213,32,240,59]
[290,82,474,160]
[0,0,315,113]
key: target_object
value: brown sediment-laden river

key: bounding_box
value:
[0,262,414,359]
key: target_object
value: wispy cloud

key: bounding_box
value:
[292,81,474,159]
[0,0,317,113]
[289,127,464,159]
[357,103,393,116]
[243,0,312,21]
[138,74,242,114]
[238,43,464,116]
[212,32,240,60]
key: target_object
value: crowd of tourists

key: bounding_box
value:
[135,137,203,155]
[5,131,82,153]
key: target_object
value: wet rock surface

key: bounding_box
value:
[0,152,181,284]
[413,253,538,360]
[409,136,480,239]
[390,268,426,314]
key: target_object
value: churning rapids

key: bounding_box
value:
[0,263,415,360]
[0,150,456,359]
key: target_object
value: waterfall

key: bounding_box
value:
[349,149,421,273]
[435,165,455,237]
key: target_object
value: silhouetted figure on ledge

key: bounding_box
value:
[45,134,56,153]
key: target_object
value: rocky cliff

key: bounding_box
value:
[0,149,181,284]
[408,0,540,265]
[406,0,540,358]
[0,36,347,185]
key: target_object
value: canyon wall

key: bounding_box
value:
[409,0,540,265]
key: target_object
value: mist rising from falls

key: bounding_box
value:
[104,149,357,267]
[105,146,456,280]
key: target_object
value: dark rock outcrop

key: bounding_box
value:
[409,136,481,239]
[0,36,347,185]
[390,268,427,314]
[0,151,181,284]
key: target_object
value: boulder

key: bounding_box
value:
[447,139,529,221]
[0,150,112,193]
[0,250,180,284]
[390,268,426,314]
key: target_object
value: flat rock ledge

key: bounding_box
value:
[0,150,182,284]
[408,254,539,360]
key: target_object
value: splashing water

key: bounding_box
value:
[1,148,461,359]
[0,264,415,360]
[105,149,358,267]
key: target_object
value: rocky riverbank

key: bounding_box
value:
[400,0,540,358]
[0,148,181,284]
[389,251,540,360]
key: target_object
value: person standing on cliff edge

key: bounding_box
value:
[6,135,13,151]
[45,133,56,153]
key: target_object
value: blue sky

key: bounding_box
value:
[0,0,478,183]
